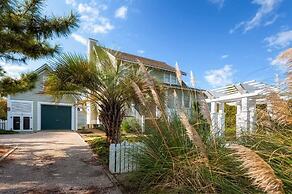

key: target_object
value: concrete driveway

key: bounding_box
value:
[0,131,121,194]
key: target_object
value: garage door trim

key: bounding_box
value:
[37,102,75,130]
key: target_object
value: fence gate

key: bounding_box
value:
[109,141,141,173]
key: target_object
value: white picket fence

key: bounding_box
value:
[109,141,142,174]
[0,119,7,130]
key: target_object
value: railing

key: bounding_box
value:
[109,141,142,174]
[0,119,7,130]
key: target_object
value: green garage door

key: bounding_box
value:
[41,105,72,130]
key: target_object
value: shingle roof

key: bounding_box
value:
[108,49,186,75]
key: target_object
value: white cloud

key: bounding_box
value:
[204,65,235,87]
[65,0,76,6]
[71,33,87,46]
[67,1,114,34]
[270,48,292,71]
[208,0,225,9]
[264,14,279,26]
[221,54,229,59]
[0,62,28,78]
[265,30,292,49]
[230,0,281,33]
[115,6,128,19]
[91,20,114,34]
[137,50,145,54]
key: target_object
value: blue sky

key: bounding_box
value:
[2,0,292,89]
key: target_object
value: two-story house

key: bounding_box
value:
[6,39,202,131]
[86,39,202,130]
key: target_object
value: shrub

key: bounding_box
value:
[87,137,109,165]
[0,98,7,120]
[121,117,141,134]
[0,130,18,134]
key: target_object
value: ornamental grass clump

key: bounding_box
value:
[237,48,292,193]
[128,63,258,193]
[129,116,258,193]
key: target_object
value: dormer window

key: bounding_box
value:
[42,74,48,91]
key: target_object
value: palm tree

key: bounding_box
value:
[45,45,153,143]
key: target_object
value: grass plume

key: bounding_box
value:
[228,144,284,194]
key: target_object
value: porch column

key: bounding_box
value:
[249,99,256,132]
[86,102,98,128]
[240,97,250,134]
[217,102,225,136]
[236,102,242,138]
[210,102,218,135]
[189,91,192,108]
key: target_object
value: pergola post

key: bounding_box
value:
[249,99,256,132]
[236,102,242,138]
[217,102,225,136]
[240,97,250,133]
[210,102,218,135]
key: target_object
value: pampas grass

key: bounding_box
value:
[267,92,292,127]
[229,144,284,194]
[175,62,182,86]
[179,111,207,158]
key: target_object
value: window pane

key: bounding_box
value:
[184,91,190,108]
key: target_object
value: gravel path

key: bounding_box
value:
[0,131,121,194]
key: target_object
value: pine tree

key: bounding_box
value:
[0,0,78,96]
[0,0,78,62]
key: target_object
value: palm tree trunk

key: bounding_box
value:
[100,99,124,144]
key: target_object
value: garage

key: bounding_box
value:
[41,105,72,130]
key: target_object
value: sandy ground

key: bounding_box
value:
[0,145,10,157]
[0,131,121,194]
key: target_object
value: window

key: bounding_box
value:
[170,74,178,85]
[184,91,190,108]
[164,72,170,84]
[42,74,48,90]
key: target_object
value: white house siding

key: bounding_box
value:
[8,68,82,131]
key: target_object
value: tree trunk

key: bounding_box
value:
[99,99,124,144]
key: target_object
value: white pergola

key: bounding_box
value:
[205,80,276,137]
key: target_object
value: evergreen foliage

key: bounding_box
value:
[0,0,78,62]
[0,0,78,96]
[0,72,38,97]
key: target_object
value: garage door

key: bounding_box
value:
[41,105,72,130]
